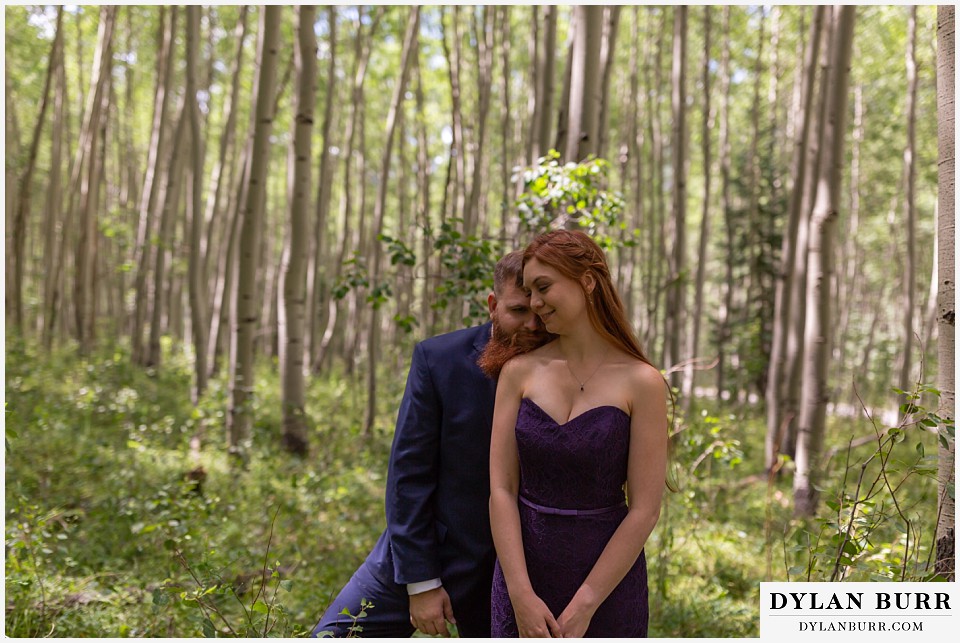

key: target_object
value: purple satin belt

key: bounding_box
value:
[519,494,626,517]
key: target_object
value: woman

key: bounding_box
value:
[487,230,668,637]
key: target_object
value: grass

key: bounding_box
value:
[4,333,944,637]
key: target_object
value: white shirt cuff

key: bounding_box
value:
[407,578,442,595]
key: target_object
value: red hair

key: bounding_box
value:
[523,229,656,369]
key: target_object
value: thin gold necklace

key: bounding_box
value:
[565,345,610,393]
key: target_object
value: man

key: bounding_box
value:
[312,251,544,637]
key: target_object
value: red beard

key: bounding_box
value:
[477,320,554,379]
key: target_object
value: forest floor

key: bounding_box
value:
[4,335,942,637]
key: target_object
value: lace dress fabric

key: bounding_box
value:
[490,397,648,637]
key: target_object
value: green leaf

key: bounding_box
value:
[202,617,216,638]
[252,600,269,614]
[279,580,293,592]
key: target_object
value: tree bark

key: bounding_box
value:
[936,3,955,581]
[596,7,622,160]
[133,6,177,365]
[793,6,856,517]
[229,6,282,461]
[185,6,208,400]
[783,8,834,460]
[898,6,919,413]
[563,5,603,166]
[12,7,63,334]
[202,6,249,368]
[465,7,494,238]
[364,6,421,437]
[148,94,188,368]
[279,5,317,456]
[682,6,711,406]
[74,6,118,355]
[765,6,824,471]
[535,6,558,161]
[309,7,338,372]
[321,7,383,370]
[715,7,733,395]
[666,6,688,388]
[499,6,513,249]
[42,14,67,349]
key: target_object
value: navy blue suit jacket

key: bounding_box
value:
[365,323,497,630]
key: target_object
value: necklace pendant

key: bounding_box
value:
[580,384,585,392]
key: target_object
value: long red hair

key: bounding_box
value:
[524,229,656,369]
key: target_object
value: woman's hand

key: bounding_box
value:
[511,590,562,638]
[557,591,598,638]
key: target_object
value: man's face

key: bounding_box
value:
[489,282,542,338]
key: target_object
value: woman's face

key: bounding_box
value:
[523,257,589,334]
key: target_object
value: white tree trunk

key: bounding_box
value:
[793,7,856,517]
[935,4,955,580]
[765,6,824,471]
[229,6,282,460]
[897,6,919,412]
[365,6,421,436]
[279,5,317,455]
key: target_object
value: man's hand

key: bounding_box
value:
[409,586,456,636]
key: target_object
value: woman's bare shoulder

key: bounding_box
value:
[625,359,667,395]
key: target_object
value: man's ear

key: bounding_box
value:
[487,292,498,319]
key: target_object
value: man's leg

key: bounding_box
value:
[311,563,416,638]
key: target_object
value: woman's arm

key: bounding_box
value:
[558,363,668,637]
[489,358,562,637]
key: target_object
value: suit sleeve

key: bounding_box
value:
[385,342,443,585]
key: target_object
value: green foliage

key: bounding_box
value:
[430,220,498,326]
[5,337,394,637]
[784,386,952,583]
[514,150,627,248]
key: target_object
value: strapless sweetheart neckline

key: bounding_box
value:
[520,396,629,427]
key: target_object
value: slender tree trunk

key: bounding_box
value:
[415,47,435,338]
[499,6,512,249]
[617,7,641,327]
[534,6,558,161]
[365,7,421,436]
[526,6,540,167]
[74,6,118,355]
[465,7,494,238]
[837,82,863,388]
[133,6,176,365]
[148,95,188,368]
[563,5,603,168]
[202,6,248,363]
[793,6,856,517]
[309,7,338,372]
[935,4,955,581]
[185,6,208,400]
[43,21,67,349]
[279,5,317,456]
[596,7,622,160]
[715,8,733,394]
[765,6,824,471]
[666,6,688,388]
[441,6,466,226]
[12,7,63,334]
[229,6,282,461]
[554,8,577,161]
[898,6,919,413]
[683,6,711,406]
[322,7,383,370]
[783,9,834,460]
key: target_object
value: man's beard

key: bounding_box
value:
[477,317,554,379]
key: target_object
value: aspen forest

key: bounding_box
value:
[4,5,955,637]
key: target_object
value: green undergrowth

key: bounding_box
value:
[5,334,944,637]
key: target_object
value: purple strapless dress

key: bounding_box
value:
[490,397,648,638]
